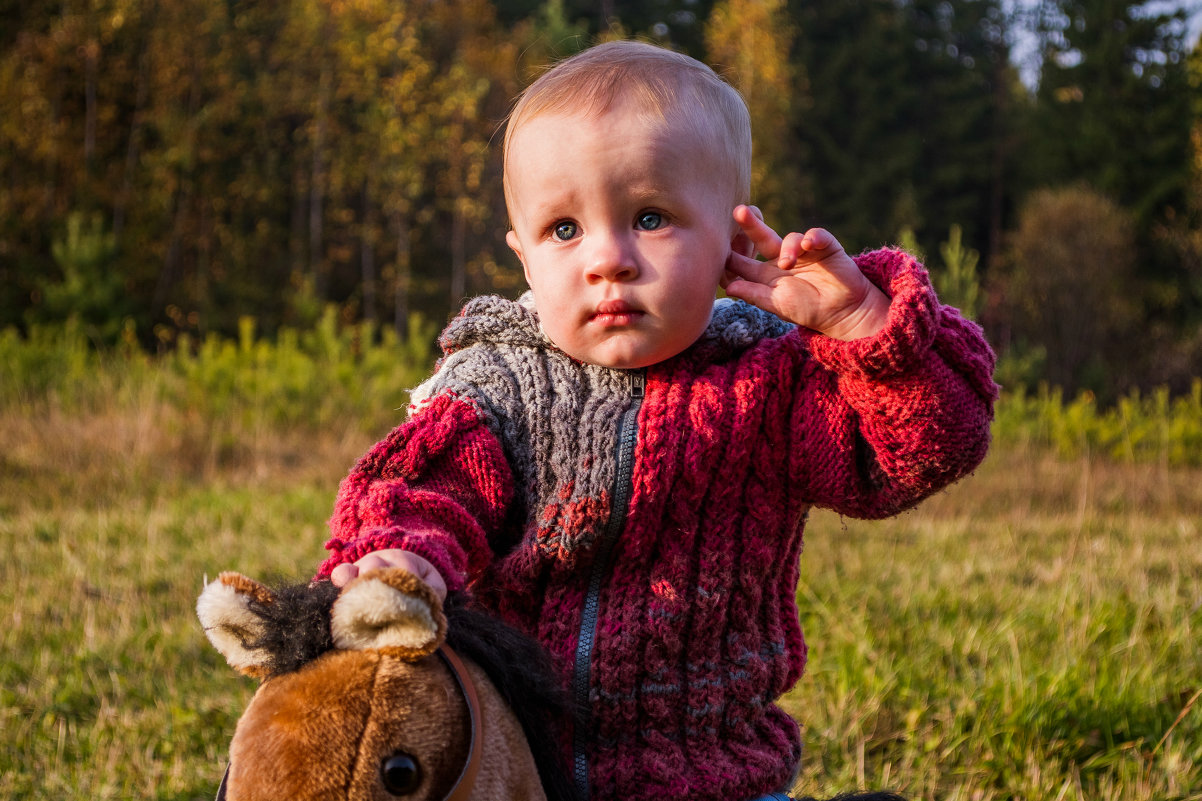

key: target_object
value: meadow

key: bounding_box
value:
[1,320,1200,800]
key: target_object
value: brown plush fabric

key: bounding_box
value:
[461,659,547,801]
[204,569,550,801]
[227,649,481,801]
[331,567,447,660]
[219,572,275,606]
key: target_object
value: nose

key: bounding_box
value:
[583,228,638,283]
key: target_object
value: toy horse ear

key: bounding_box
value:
[197,572,277,679]
[330,567,447,659]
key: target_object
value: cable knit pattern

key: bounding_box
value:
[319,249,998,801]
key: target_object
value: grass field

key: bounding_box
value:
[2,346,1200,799]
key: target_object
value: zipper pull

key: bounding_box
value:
[629,371,645,399]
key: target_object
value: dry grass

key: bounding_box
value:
[2,400,1200,800]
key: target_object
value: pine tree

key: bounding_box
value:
[1028,0,1193,228]
[787,0,1011,260]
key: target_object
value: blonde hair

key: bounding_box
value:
[503,40,752,211]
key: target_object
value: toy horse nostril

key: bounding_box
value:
[380,753,422,795]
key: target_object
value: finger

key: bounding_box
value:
[732,205,782,260]
[357,552,391,572]
[802,227,836,252]
[330,562,358,588]
[416,563,448,602]
[778,231,806,269]
[722,275,780,317]
[725,250,786,286]
[372,551,449,601]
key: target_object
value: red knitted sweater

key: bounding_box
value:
[318,249,998,801]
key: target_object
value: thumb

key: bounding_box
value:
[330,562,359,588]
[413,560,448,602]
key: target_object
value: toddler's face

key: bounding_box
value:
[505,104,739,369]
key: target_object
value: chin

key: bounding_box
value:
[566,346,646,370]
[563,334,699,370]
[590,348,678,370]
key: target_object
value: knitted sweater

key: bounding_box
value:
[318,249,998,801]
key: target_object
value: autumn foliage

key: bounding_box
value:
[1,0,1199,394]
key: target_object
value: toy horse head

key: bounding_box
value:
[198,568,571,801]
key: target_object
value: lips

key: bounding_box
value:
[595,300,635,315]
[590,299,643,326]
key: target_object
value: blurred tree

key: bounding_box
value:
[495,0,717,54]
[787,0,1014,261]
[3,0,1198,391]
[899,223,983,320]
[0,0,158,331]
[526,0,590,59]
[705,0,805,227]
[1028,0,1193,228]
[0,0,523,340]
[936,224,982,320]
[996,185,1139,395]
[31,212,134,344]
[319,0,434,332]
[420,0,527,314]
[1140,36,1202,385]
[1019,0,1197,389]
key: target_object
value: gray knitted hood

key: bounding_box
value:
[437,292,793,364]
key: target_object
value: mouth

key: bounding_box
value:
[589,300,643,326]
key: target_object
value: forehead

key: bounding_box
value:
[505,105,731,208]
[509,105,678,159]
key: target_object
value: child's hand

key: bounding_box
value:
[329,549,448,601]
[723,205,891,341]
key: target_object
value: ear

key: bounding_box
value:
[197,572,277,679]
[506,230,532,285]
[330,568,447,659]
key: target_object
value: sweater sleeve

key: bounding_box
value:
[315,392,513,590]
[790,247,998,518]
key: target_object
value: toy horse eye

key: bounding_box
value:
[380,753,422,795]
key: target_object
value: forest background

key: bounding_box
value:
[4,0,1202,397]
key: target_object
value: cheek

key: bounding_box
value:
[524,262,565,302]
[668,273,721,335]
[523,268,574,339]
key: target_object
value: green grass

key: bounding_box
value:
[790,450,1202,800]
[2,324,1200,799]
[0,449,346,799]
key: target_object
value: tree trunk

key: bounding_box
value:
[114,35,152,242]
[361,177,377,326]
[449,200,467,309]
[393,211,411,339]
[290,144,306,276]
[309,62,331,300]
[987,38,1008,271]
[83,39,97,170]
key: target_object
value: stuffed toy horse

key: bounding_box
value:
[198,568,574,801]
[198,568,904,801]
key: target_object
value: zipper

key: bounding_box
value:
[571,369,645,801]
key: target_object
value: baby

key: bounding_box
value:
[318,40,997,801]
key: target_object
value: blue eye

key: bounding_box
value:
[636,212,663,231]
[553,221,578,241]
